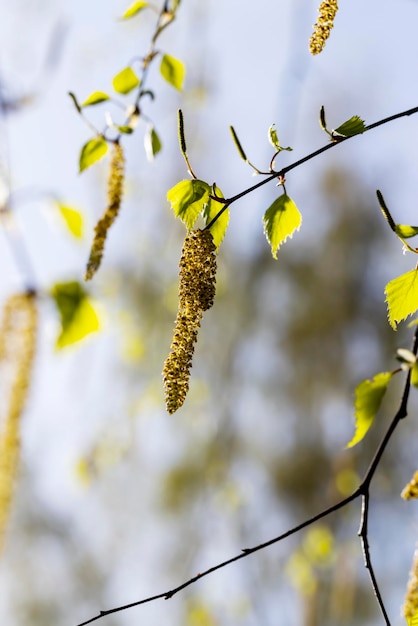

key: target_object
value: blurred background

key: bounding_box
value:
[0,0,418,625]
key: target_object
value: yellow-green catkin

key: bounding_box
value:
[402,470,418,500]
[0,292,37,552]
[404,547,418,621]
[85,142,125,281]
[163,229,217,414]
[309,0,339,55]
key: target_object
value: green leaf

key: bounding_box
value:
[411,362,418,388]
[51,281,100,349]
[385,269,418,330]
[203,187,229,250]
[81,91,110,107]
[347,372,393,448]
[160,54,185,91]
[333,115,366,138]
[115,125,134,134]
[121,1,148,19]
[167,179,210,229]
[395,224,418,239]
[79,137,108,173]
[268,124,280,150]
[56,203,84,238]
[144,126,162,161]
[263,194,302,259]
[112,67,140,95]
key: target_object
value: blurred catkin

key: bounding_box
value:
[402,470,418,500]
[404,547,418,621]
[85,142,125,280]
[309,0,339,55]
[0,292,37,552]
[163,229,217,414]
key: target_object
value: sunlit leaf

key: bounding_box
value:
[203,186,229,250]
[411,362,418,389]
[112,67,140,95]
[115,125,134,134]
[333,115,366,138]
[347,372,393,448]
[385,269,418,330]
[144,126,162,161]
[395,224,418,239]
[121,1,148,19]
[57,203,84,238]
[81,91,110,107]
[268,124,280,150]
[167,179,210,229]
[160,54,185,91]
[263,194,302,259]
[51,281,100,349]
[79,137,108,173]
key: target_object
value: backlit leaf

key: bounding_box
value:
[263,194,302,259]
[268,124,280,150]
[82,91,110,107]
[395,224,418,239]
[167,179,210,229]
[112,67,140,95]
[79,137,108,173]
[347,372,393,448]
[333,115,366,138]
[203,186,229,250]
[57,203,84,238]
[144,126,162,161]
[51,281,100,349]
[121,1,148,19]
[411,363,418,389]
[160,54,185,91]
[385,269,418,330]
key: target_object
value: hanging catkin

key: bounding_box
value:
[404,547,418,621]
[402,470,418,500]
[0,292,37,552]
[85,142,125,280]
[309,0,339,55]
[163,229,217,414]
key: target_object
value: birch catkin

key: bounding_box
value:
[309,0,339,55]
[163,229,217,414]
[0,292,37,552]
[85,142,125,280]
[404,547,418,621]
[402,470,418,500]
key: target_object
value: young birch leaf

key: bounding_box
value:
[263,194,302,259]
[79,137,108,173]
[347,372,393,448]
[57,203,84,238]
[51,281,100,349]
[144,126,162,161]
[121,1,148,19]
[167,179,210,229]
[160,54,185,91]
[333,115,366,138]
[82,91,110,107]
[385,269,418,330]
[411,363,418,388]
[268,124,280,150]
[395,224,418,239]
[203,187,229,250]
[112,67,140,95]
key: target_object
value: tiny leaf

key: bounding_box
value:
[333,115,366,138]
[68,91,81,114]
[121,1,148,19]
[167,179,210,229]
[51,281,100,349]
[79,137,108,173]
[263,194,302,259]
[319,106,328,133]
[115,125,134,134]
[57,203,84,238]
[203,187,229,250]
[395,224,418,239]
[347,372,393,448]
[144,126,162,161]
[112,67,140,95]
[160,54,185,91]
[411,362,418,388]
[268,124,280,150]
[82,91,110,107]
[385,269,418,330]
